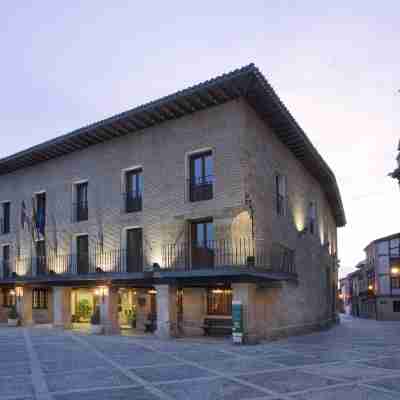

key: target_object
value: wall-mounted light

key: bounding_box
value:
[298,226,308,237]
[368,284,374,291]
[391,267,399,275]
[148,289,157,295]
[94,286,108,302]
[9,289,16,296]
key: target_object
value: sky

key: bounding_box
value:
[0,1,398,278]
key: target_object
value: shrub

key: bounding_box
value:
[76,299,92,321]
[8,305,18,320]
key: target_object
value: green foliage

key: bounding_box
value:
[8,305,18,320]
[76,299,92,321]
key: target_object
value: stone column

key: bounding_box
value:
[100,287,120,335]
[155,285,177,339]
[16,287,34,326]
[232,283,258,344]
[53,287,72,329]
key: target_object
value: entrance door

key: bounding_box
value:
[191,220,215,270]
[77,235,89,275]
[126,228,143,272]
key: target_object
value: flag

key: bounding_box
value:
[21,201,27,230]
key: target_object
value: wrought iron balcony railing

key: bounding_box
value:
[188,175,214,202]
[162,238,296,274]
[122,191,143,213]
[72,201,88,222]
[0,248,144,279]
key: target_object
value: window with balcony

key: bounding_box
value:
[275,174,287,216]
[32,288,48,309]
[76,235,89,275]
[36,240,47,276]
[189,151,214,202]
[308,201,317,235]
[124,169,143,213]
[2,245,10,278]
[74,182,88,222]
[191,219,214,269]
[1,202,10,235]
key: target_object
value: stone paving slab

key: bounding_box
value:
[45,366,138,392]
[291,384,400,399]
[1,316,400,399]
[156,377,272,400]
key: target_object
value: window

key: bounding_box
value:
[2,288,15,308]
[76,235,89,275]
[275,174,287,216]
[189,151,214,202]
[74,182,88,222]
[2,245,10,278]
[308,201,317,235]
[35,193,46,237]
[124,169,143,213]
[391,277,400,289]
[393,300,400,313]
[207,288,232,315]
[32,288,48,309]
[1,202,10,234]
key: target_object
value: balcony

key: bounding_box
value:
[162,238,296,274]
[72,201,88,222]
[1,249,144,279]
[123,191,142,213]
[189,175,214,202]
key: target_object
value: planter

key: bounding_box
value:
[8,318,18,327]
[90,324,103,335]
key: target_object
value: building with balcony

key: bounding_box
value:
[0,64,345,341]
[342,233,400,321]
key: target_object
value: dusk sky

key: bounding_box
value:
[0,2,398,278]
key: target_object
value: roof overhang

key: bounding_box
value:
[0,64,346,226]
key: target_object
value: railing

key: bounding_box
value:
[189,175,214,202]
[162,238,296,274]
[0,249,144,278]
[0,218,10,235]
[72,201,88,222]
[122,191,143,213]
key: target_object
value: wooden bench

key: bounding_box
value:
[202,317,233,336]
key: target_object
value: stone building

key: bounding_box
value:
[343,233,400,321]
[0,64,345,341]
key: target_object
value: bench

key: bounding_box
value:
[202,317,233,336]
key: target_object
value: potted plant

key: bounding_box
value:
[8,305,19,327]
[127,306,137,329]
[77,299,92,322]
[90,306,103,334]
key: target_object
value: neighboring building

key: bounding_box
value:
[342,233,400,321]
[389,140,400,186]
[0,64,346,341]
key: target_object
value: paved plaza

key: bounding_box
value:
[2,315,400,399]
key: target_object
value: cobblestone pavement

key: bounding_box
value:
[2,315,400,399]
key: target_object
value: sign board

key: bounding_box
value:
[232,300,243,344]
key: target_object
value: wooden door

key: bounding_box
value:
[126,228,143,272]
[77,235,89,274]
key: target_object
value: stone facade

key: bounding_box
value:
[0,87,342,339]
